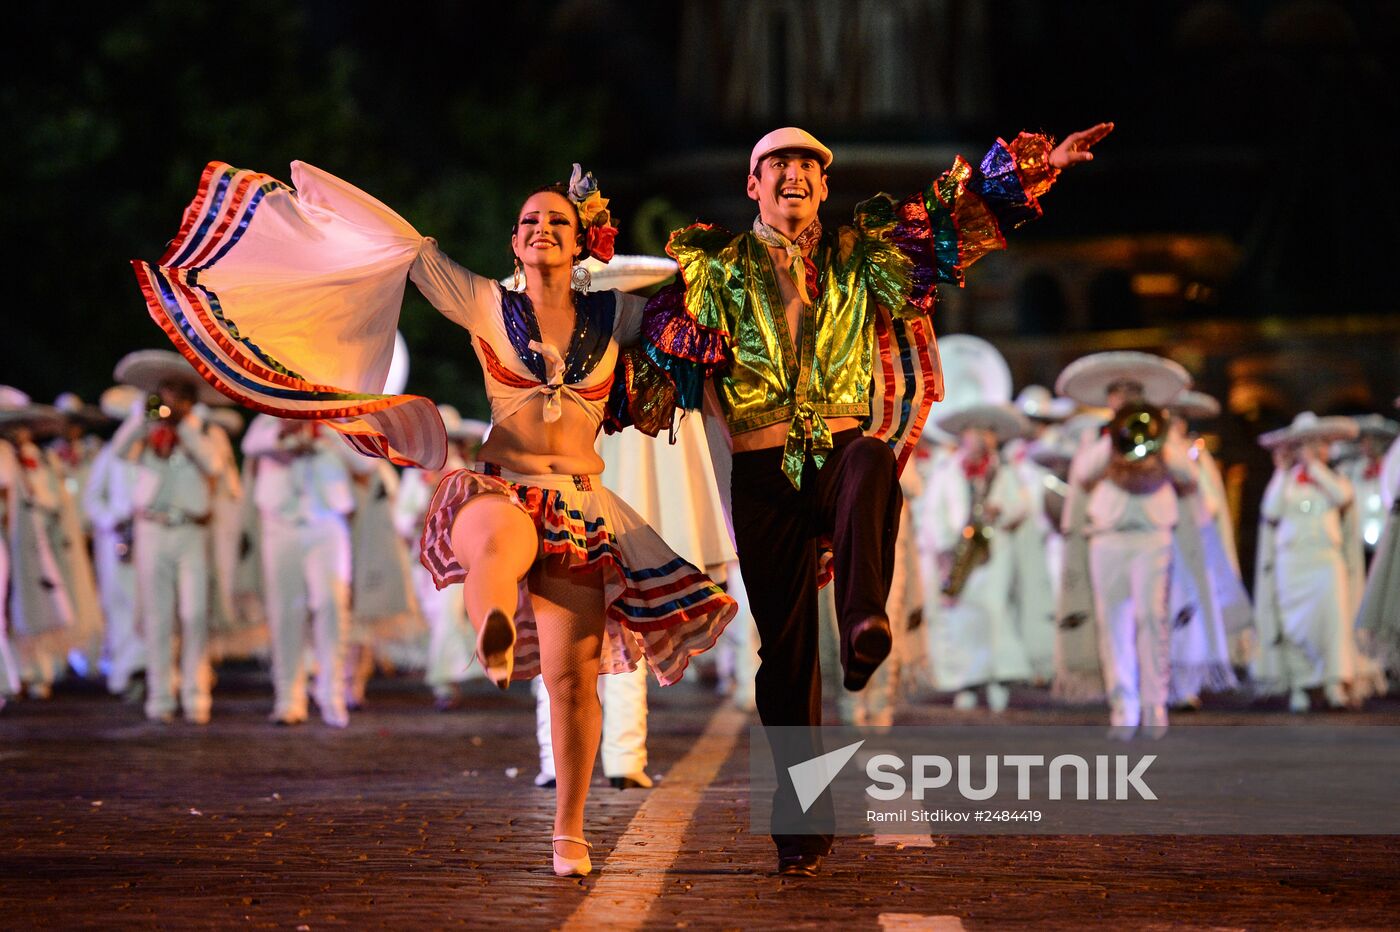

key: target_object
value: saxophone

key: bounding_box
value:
[941,463,996,599]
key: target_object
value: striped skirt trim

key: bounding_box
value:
[419,469,735,686]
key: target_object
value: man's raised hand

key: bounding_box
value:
[1050,122,1114,170]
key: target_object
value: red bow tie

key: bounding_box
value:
[964,455,993,479]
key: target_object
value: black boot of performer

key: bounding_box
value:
[731,430,903,872]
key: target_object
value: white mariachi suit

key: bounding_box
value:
[244,415,371,726]
[199,415,260,661]
[81,440,142,693]
[1063,432,1195,728]
[1340,455,1388,558]
[0,442,26,698]
[394,452,478,694]
[1252,463,1364,695]
[1,440,74,693]
[1006,435,1065,683]
[347,460,421,659]
[919,451,1032,694]
[536,414,737,782]
[112,408,218,721]
[1167,443,1247,703]
[1357,437,1400,672]
[50,435,106,676]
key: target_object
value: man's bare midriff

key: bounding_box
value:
[730,416,863,453]
[475,394,605,476]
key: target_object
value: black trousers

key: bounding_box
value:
[730,429,902,857]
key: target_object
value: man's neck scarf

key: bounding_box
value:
[752,216,823,305]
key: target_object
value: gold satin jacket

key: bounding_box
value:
[659,133,1059,487]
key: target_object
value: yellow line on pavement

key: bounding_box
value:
[561,703,748,932]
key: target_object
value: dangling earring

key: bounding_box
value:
[570,262,592,294]
[511,258,524,291]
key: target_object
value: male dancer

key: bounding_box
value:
[650,121,1112,874]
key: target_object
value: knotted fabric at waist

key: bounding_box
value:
[477,462,597,493]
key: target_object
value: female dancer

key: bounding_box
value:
[133,163,736,876]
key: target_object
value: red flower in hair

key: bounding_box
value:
[588,224,618,263]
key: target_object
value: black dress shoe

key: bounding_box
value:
[777,852,823,877]
[843,615,892,692]
[609,775,653,790]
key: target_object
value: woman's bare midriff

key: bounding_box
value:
[729,416,863,453]
[474,393,606,476]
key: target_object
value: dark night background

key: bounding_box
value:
[5,1,1398,555]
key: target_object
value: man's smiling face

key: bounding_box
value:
[747,149,829,232]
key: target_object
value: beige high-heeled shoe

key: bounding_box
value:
[552,835,592,877]
[476,608,516,691]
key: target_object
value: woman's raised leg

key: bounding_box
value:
[449,494,538,685]
[530,557,608,869]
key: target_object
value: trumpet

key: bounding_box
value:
[1106,402,1170,493]
[1109,402,1166,462]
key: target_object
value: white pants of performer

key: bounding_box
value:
[714,560,760,710]
[93,527,142,693]
[135,520,212,721]
[1276,547,1353,690]
[415,568,474,692]
[0,543,21,697]
[534,665,648,781]
[1089,529,1173,729]
[261,515,351,726]
[930,544,1031,694]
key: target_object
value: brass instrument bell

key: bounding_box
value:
[1109,402,1165,463]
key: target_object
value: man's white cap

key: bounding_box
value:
[750,127,833,175]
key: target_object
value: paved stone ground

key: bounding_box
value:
[2,672,1398,930]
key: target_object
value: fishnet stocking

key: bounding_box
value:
[530,557,607,850]
[449,492,608,854]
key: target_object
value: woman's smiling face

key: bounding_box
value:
[512,190,582,271]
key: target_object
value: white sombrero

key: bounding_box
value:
[438,405,490,442]
[1168,390,1221,421]
[1055,351,1191,407]
[937,402,1030,442]
[501,254,679,295]
[1352,413,1400,441]
[1258,411,1359,450]
[200,404,246,436]
[54,391,113,426]
[0,386,65,434]
[99,384,143,420]
[1015,385,1076,422]
[113,350,231,407]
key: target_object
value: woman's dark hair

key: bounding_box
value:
[511,182,589,262]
